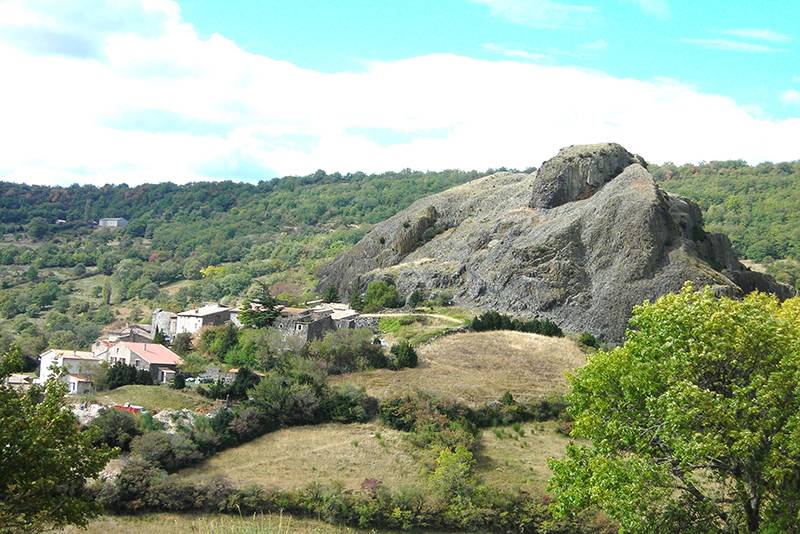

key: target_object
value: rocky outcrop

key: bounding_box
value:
[319,143,794,341]
[530,143,646,209]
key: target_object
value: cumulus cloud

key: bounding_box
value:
[781,89,800,105]
[0,0,799,186]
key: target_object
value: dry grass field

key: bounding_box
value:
[180,422,423,490]
[332,331,586,405]
[60,512,392,533]
[476,421,573,493]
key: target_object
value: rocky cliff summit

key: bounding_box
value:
[319,143,794,340]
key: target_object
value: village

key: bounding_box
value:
[5,299,368,401]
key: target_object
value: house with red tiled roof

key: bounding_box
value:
[105,341,183,384]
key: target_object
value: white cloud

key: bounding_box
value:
[0,0,799,186]
[483,43,546,61]
[579,39,608,52]
[680,38,776,53]
[469,0,597,29]
[722,28,791,43]
[781,89,800,104]
[629,0,669,18]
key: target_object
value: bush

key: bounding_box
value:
[470,311,563,337]
[172,333,193,355]
[306,329,388,374]
[362,280,402,313]
[87,408,142,451]
[577,331,599,348]
[390,341,418,369]
[105,361,153,389]
[325,384,377,423]
[130,431,202,472]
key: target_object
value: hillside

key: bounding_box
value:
[0,169,480,358]
[320,144,794,340]
[331,330,585,405]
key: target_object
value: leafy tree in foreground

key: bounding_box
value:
[549,284,800,533]
[0,345,114,531]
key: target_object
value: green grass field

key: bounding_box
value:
[85,385,216,412]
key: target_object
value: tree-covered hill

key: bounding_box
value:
[0,169,482,356]
[652,160,800,262]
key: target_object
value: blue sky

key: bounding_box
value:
[0,0,798,185]
[181,0,800,118]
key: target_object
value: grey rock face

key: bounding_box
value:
[319,144,794,341]
[530,143,645,209]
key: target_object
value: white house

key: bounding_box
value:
[105,341,183,383]
[176,304,232,335]
[98,217,128,229]
[37,349,103,394]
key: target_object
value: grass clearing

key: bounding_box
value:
[86,385,215,412]
[332,330,586,405]
[59,512,390,533]
[180,423,422,490]
[476,421,572,493]
[377,314,456,346]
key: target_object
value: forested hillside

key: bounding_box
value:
[652,160,800,288]
[0,169,481,358]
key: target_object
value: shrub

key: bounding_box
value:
[130,431,202,472]
[577,331,599,348]
[171,371,186,389]
[105,361,153,389]
[172,333,193,355]
[470,311,563,337]
[362,280,401,312]
[307,328,388,374]
[87,408,142,451]
[325,384,377,423]
[390,341,418,368]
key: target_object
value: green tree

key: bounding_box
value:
[362,280,401,313]
[238,281,279,329]
[0,346,114,531]
[27,217,49,240]
[348,290,364,312]
[549,284,800,533]
[322,285,338,303]
[172,333,193,355]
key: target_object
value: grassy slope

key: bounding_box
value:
[332,330,586,405]
[86,385,215,412]
[476,421,572,493]
[180,423,422,491]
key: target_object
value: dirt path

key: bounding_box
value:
[361,312,464,324]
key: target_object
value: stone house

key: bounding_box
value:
[151,309,178,339]
[176,304,232,335]
[37,349,103,394]
[104,341,183,383]
[98,217,128,229]
[273,308,337,343]
[91,325,153,359]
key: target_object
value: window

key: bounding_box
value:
[70,382,76,393]
[296,324,304,331]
